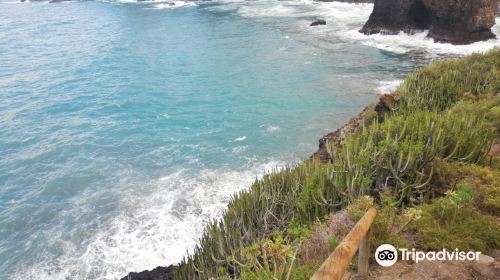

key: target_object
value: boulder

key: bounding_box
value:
[477,254,495,265]
[470,262,498,279]
[375,91,400,123]
[360,0,497,44]
[311,19,327,26]
[360,0,430,35]
[423,0,497,44]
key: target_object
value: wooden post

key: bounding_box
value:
[357,226,371,276]
[310,207,377,280]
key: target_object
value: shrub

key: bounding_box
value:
[429,159,500,215]
[298,211,355,265]
[329,107,494,207]
[411,186,500,252]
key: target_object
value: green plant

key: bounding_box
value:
[238,232,298,280]
[411,186,500,252]
[396,48,500,113]
[328,236,339,249]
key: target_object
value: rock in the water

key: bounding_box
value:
[360,0,430,35]
[360,0,497,44]
[423,0,496,44]
[311,19,327,26]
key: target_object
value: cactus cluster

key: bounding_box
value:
[174,163,341,279]
[397,49,499,113]
[327,109,494,207]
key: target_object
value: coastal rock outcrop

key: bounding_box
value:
[360,0,430,35]
[312,91,399,162]
[360,0,497,44]
[423,0,497,44]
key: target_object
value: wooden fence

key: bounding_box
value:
[310,207,378,280]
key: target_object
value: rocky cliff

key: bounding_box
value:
[423,0,497,44]
[360,0,430,35]
[361,0,497,44]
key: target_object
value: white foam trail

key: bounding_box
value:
[152,1,197,9]
[266,125,280,132]
[376,80,403,95]
[12,161,284,280]
[233,136,247,142]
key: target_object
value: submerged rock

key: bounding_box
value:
[360,0,497,44]
[310,19,327,26]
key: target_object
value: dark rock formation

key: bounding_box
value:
[360,0,430,35]
[423,0,497,44]
[311,19,327,26]
[315,0,374,3]
[360,0,497,44]
[312,91,399,162]
[120,265,174,280]
[311,106,372,162]
[374,91,399,123]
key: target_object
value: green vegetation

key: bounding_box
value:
[174,49,500,279]
[411,185,500,252]
[397,50,500,113]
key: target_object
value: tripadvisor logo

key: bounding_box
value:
[375,244,398,267]
[374,244,482,267]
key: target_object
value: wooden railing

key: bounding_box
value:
[310,207,378,280]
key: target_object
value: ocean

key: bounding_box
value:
[0,0,498,279]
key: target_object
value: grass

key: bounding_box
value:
[173,49,500,279]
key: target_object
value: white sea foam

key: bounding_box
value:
[233,136,247,142]
[266,125,280,132]
[152,1,197,9]
[12,160,284,280]
[376,80,403,95]
[232,145,248,153]
[108,0,197,7]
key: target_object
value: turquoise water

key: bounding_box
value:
[0,1,499,279]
